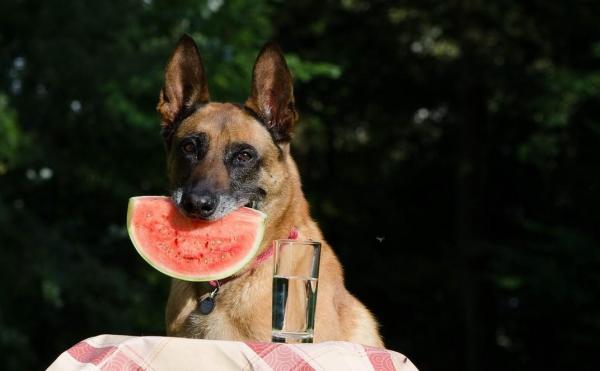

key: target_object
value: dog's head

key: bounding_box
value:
[157,35,299,221]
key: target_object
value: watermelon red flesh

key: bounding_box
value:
[127,196,266,282]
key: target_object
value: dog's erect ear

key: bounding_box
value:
[245,42,298,143]
[157,34,209,128]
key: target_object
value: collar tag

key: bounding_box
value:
[198,283,219,315]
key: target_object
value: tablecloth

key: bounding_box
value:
[47,334,418,371]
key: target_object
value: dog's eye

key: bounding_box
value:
[181,140,196,155]
[235,150,253,164]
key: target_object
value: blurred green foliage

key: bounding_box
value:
[0,1,599,370]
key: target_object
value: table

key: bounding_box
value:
[48,334,418,370]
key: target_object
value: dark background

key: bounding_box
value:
[1,1,599,370]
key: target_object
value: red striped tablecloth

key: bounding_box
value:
[47,334,418,371]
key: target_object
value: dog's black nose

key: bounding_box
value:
[197,194,217,215]
[182,192,218,218]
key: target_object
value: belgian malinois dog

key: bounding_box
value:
[158,35,383,346]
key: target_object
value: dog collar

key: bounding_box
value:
[198,227,299,315]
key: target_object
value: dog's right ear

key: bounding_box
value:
[157,34,210,130]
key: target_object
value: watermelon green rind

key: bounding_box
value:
[126,196,266,282]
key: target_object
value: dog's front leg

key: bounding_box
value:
[165,279,202,336]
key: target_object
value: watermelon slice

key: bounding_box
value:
[127,196,267,281]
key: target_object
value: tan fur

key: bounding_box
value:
[164,103,383,346]
[159,36,383,347]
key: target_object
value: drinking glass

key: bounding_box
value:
[271,239,321,343]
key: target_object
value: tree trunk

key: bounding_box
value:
[455,57,495,370]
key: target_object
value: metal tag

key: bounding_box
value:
[198,285,219,315]
[198,296,215,315]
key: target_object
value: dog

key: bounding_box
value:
[157,34,383,347]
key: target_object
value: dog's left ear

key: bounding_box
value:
[245,42,298,143]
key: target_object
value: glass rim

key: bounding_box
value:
[274,239,321,246]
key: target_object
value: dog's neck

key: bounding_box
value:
[261,156,310,247]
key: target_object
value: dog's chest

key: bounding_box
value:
[187,275,272,341]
